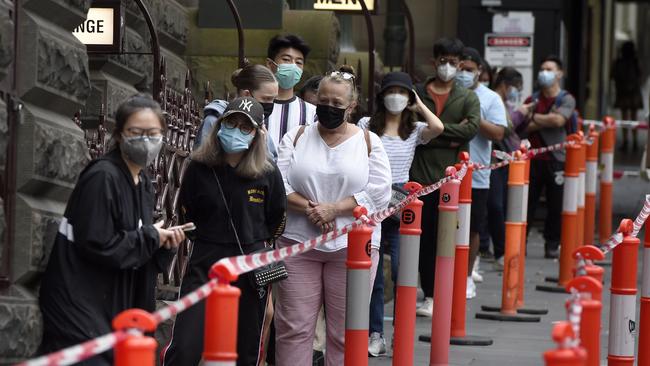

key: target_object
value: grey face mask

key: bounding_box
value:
[121,135,164,167]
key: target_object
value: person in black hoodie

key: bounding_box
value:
[162,97,287,366]
[38,94,188,365]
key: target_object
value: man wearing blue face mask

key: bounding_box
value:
[521,55,576,259]
[265,34,317,145]
[457,47,508,298]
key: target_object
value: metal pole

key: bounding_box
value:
[225,0,246,68]
[133,0,161,100]
[358,0,375,114]
[400,0,416,80]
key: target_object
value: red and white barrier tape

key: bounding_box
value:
[153,279,218,324]
[599,194,650,254]
[566,288,583,349]
[15,331,127,366]
[583,119,649,130]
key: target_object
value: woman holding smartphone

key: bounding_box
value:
[358,72,444,355]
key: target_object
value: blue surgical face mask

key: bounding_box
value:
[273,62,303,90]
[455,70,477,89]
[538,70,556,88]
[217,124,255,153]
[506,86,520,104]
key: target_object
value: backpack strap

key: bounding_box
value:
[555,90,568,108]
[293,125,306,147]
[299,99,307,126]
[363,129,371,157]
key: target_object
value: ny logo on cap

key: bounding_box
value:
[239,99,253,112]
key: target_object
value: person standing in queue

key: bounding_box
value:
[162,97,287,366]
[265,34,317,144]
[274,66,392,366]
[358,71,444,355]
[38,94,187,365]
[411,37,480,317]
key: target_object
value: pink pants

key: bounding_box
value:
[274,236,379,366]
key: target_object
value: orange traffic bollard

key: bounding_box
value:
[204,264,242,366]
[476,152,541,322]
[428,167,461,366]
[599,116,616,243]
[519,145,531,309]
[572,245,605,302]
[393,183,423,366]
[638,225,650,366]
[543,321,587,366]
[607,220,639,366]
[576,132,587,249]
[566,276,603,366]
[345,206,373,366]
[113,309,158,366]
[584,126,599,246]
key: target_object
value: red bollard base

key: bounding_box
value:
[480,304,549,315]
[607,355,635,366]
[475,310,541,322]
[418,333,493,346]
[536,283,569,293]
[345,329,369,366]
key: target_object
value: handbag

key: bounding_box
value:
[212,168,288,288]
[388,183,408,222]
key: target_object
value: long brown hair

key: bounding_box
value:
[367,90,417,140]
[191,115,273,179]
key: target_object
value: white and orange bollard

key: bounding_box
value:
[607,219,639,366]
[345,206,373,366]
[204,265,242,366]
[599,116,616,244]
[538,134,582,293]
[477,153,541,322]
[112,309,158,366]
[584,126,599,246]
[566,276,602,366]
[393,183,423,366]
[428,167,461,366]
[543,321,587,366]
[518,146,531,309]
[636,224,650,365]
[576,133,587,249]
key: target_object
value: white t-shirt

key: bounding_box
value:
[266,96,317,145]
[277,123,392,252]
[358,117,432,184]
[470,84,508,189]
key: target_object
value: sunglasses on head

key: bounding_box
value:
[329,71,355,83]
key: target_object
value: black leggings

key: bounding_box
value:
[419,191,440,298]
[162,241,268,366]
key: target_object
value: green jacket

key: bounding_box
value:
[410,78,481,184]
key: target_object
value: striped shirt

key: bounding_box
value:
[266,96,317,144]
[358,117,430,184]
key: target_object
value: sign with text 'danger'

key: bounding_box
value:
[484,33,533,67]
[72,2,122,53]
[313,0,376,12]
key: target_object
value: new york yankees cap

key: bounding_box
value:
[221,96,264,128]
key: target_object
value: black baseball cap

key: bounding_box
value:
[461,47,483,66]
[378,72,416,102]
[221,97,264,128]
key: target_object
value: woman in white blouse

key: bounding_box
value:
[274,66,392,366]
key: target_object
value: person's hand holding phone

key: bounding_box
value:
[154,222,194,250]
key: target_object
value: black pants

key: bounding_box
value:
[419,191,440,298]
[162,241,268,366]
[527,159,565,252]
[486,166,508,259]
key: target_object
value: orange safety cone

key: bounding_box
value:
[393,182,423,366]
[538,134,582,293]
[607,219,639,366]
[543,321,587,366]
[428,167,461,366]
[638,225,650,366]
[584,126,599,246]
[344,206,373,366]
[572,245,605,301]
[566,276,603,366]
[204,265,242,366]
[112,309,158,366]
[476,152,541,322]
[599,117,616,243]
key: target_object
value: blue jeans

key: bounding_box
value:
[369,218,400,334]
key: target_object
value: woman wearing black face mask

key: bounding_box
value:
[38,94,188,365]
[275,66,392,366]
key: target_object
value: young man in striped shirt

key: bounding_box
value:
[265,34,317,144]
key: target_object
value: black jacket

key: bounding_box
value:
[38,149,173,362]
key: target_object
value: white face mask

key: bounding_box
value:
[384,93,410,114]
[437,63,458,82]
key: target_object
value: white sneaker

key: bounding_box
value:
[493,256,504,271]
[416,297,434,317]
[368,332,387,357]
[472,269,484,283]
[466,277,477,299]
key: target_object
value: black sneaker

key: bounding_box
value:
[544,249,559,259]
[313,350,324,366]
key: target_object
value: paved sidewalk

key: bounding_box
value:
[369,229,620,366]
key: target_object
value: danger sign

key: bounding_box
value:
[484,33,533,67]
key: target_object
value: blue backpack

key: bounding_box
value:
[532,90,579,135]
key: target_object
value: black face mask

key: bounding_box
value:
[260,102,274,119]
[316,104,346,130]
